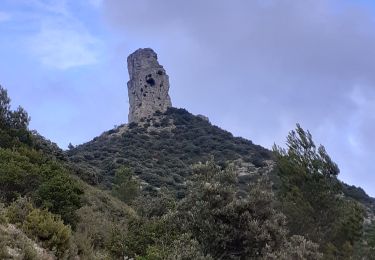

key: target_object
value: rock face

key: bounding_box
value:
[127,48,172,123]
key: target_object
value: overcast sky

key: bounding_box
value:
[0,0,374,196]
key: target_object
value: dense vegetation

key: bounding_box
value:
[1,85,375,259]
[273,125,366,258]
[68,107,272,196]
[0,86,133,259]
[119,161,322,259]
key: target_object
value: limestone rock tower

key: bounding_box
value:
[127,48,172,123]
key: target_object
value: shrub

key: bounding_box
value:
[6,197,33,226]
[23,244,38,260]
[0,203,7,224]
[35,174,83,226]
[23,208,72,257]
[112,166,140,204]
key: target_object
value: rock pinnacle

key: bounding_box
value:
[127,48,172,123]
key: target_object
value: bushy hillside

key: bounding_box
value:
[0,86,134,259]
[68,107,273,195]
[2,84,375,259]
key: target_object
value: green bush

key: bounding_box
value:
[112,166,140,204]
[123,161,321,259]
[273,124,364,256]
[6,197,33,226]
[35,174,83,226]
[67,107,272,192]
[23,208,72,257]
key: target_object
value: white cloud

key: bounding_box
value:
[29,22,99,69]
[0,11,11,22]
[22,0,102,69]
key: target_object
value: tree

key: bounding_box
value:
[0,149,42,202]
[0,86,29,130]
[273,124,364,255]
[111,166,140,204]
[23,208,72,258]
[123,160,322,259]
[174,160,321,259]
[9,106,30,130]
[68,143,75,150]
[0,86,10,126]
[0,86,32,148]
[35,174,83,226]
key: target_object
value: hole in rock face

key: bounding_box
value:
[157,70,163,75]
[146,78,155,86]
[145,74,155,86]
[143,94,146,97]
[141,88,143,92]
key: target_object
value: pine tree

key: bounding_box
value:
[273,124,364,256]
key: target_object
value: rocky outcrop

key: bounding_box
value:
[127,48,172,123]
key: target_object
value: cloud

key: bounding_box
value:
[29,21,100,69]
[17,0,101,69]
[103,0,375,195]
[0,11,11,22]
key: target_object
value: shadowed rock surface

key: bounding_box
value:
[127,48,172,123]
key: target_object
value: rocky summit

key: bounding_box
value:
[127,48,172,123]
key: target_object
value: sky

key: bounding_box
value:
[0,0,374,196]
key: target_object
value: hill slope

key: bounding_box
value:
[68,108,273,195]
[68,107,375,212]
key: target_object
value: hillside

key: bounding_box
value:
[67,107,274,196]
[67,107,375,210]
[2,46,375,258]
[0,86,134,259]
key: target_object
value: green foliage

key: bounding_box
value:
[72,231,96,260]
[36,173,83,226]
[0,85,372,258]
[342,183,375,209]
[0,86,32,149]
[163,234,213,260]
[134,187,176,218]
[176,161,287,259]
[68,107,272,193]
[0,147,83,226]
[112,166,140,204]
[0,149,41,202]
[3,197,74,258]
[106,226,127,258]
[266,235,322,259]
[0,86,29,130]
[6,197,33,225]
[31,130,66,161]
[273,124,364,256]
[23,208,72,257]
[0,85,11,124]
[73,182,134,259]
[124,160,321,259]
[125,215,175,257]
[352,220,375,259]
[0,87,84,228]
